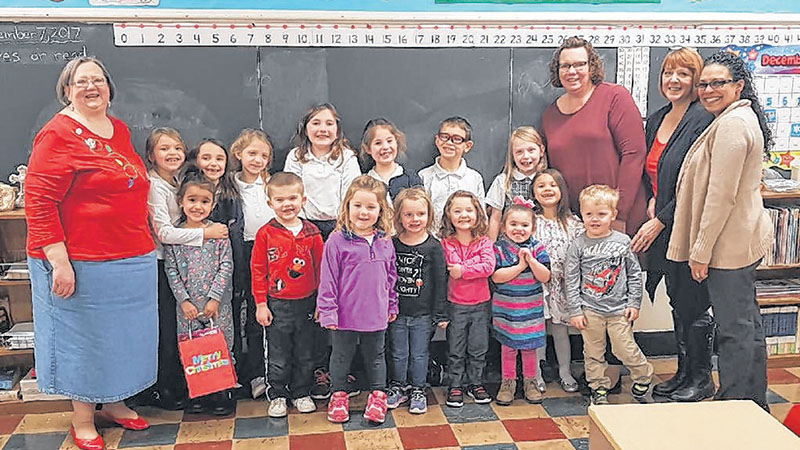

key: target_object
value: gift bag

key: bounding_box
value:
[178,321,237,399]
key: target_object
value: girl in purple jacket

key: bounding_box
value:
[317,176,398,425]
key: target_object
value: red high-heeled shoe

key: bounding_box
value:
[69,426,104,450]
[97,411,150,431]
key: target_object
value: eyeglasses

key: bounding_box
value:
[72,77,107,88]
[695,79,734,91]
[558,61,589,71]
[436,132,468,145]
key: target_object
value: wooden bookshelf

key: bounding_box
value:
[0,279,29,287]
[757,263,800,271]
[0,209,24,220]
[767,353,800,369]
[762,190,800,200]
[757,295,800,306]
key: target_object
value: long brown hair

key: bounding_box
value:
[532,169,573,232]
[439,190,488,239]
[290,103,351,165]
[144,127,186,175]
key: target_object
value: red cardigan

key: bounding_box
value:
[542,82,648,235]
[250,219,324,304]
[25,114,155,260]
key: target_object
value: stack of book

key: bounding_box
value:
[756,278,800,299]
[762,305,800,355]
[764,205,800,267]
[20,368,69,402]
[0,367,20,402]
[1,322,33,350]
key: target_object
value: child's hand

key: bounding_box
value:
[388,313,397,323]
[518,248,532,263]
[437,321,449,330]
[313,308,320,322]
[181,301,199,321]
[256,304,273,327]
[203,222,229,240]
[203,299,220,319]
[569,314,587,331]
[624,307,640,323]
[447,264,463,279]
[325,325,338,330]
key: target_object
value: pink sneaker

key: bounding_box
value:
[363,390,388,424]
[327,391,349,423]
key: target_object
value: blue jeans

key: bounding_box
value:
[388,315,432,388]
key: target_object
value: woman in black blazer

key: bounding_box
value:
[630,47,715,402]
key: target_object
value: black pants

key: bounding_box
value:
[665,261,711,325]
[706,260,768,409]
[232,241,266,385]
[446,302,490,388]
[156,259,185,395]
[308,219,336,372]
[267,296,316,400]
[330,330,386,392]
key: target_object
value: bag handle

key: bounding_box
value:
[186,316,216,340]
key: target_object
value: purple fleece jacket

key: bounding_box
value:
[317,230,399,332]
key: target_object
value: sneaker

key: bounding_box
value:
[293,396,317,414]
[446,387,464,408]
[386,384,409,409]
[327,391,349,423]
[467,385,492,404]
[591,388,609,405]
[533,375,547,393]
[631,382,651,398]
[250,377,267,399]
[363,390,388,424]
[523,378,543,404]
[268,397,288,418]
[311,368,332,400]
[495,379,516,406]
[345,374,361,398]
[408,388,427,414]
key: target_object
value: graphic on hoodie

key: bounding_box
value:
[395,250,425,298]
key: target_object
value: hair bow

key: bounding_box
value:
[512,196,534,209]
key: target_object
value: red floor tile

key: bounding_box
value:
[175,441,232,450]
[0,414,23,435]
[290,431,346,450]
[502,417,566,442]
[397,424,459,449]
[767,369,800,385]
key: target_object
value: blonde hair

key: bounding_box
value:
[439,190,488,239]
[336,175,394,235]
[393,188,434,235]
[266,171,304,197]
[360,118,408,165]
[659,47,704,101]
[578,184,619,211]
[502,126,547,196]
[230,128,273,190]
[56,57,116,107]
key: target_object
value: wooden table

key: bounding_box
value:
[588,400,799,450]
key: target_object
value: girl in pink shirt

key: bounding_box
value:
[439,191,495,407]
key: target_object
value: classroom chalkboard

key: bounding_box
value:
[0,21,710,187]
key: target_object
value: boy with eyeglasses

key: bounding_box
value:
[418,116,486,235]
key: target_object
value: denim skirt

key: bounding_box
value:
[29,252,158,403]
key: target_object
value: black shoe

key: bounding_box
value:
[345,374,361,398]
[670,314,716,402]
[311,368,332,400]
[186,397,207,415]
[467,385,492,404]
[654,311,689,397]
[211,390,236,416]
[591,388,609,405]
[446,387,464,408]
[155,388,187,411]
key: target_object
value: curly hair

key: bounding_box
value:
[548,36,604,88]
[703,51,774,155]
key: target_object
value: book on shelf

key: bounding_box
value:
[761,305,800,355]
[763,205,800,267]
[756,278,800,298]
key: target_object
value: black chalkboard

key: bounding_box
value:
[0,21,691,189]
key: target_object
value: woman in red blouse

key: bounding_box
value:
[541,37,647,236]
[25,57,155,450]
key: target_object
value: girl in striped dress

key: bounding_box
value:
[491,200,551,405]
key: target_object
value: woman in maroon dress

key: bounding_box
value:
[542,37,647,236]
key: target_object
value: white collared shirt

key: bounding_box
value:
[147,170,204,259]
[418,157,485,233]
[283,146,362,221]
[485,169,536,211]
[234,172,275,241]
[367,164,404,203]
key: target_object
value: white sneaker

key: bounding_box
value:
[293,395,317,413]
[251,377,267,399]
[268,397,288,418]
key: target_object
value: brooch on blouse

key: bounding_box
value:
[76,127,140,188]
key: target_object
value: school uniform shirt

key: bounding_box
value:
[283,147,361,221]
[393,235,448,322]
[485,169,536,212]
[419,158,485,234]
[250,219,324,304]
[440,235,494,305]
[367,164,423,202]
[317,230,399,332]
[234,172,275,242]
[147,170,204,260]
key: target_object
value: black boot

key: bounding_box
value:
[670,314,716,402]
[211,389,236,416]
[653,311,689,397]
